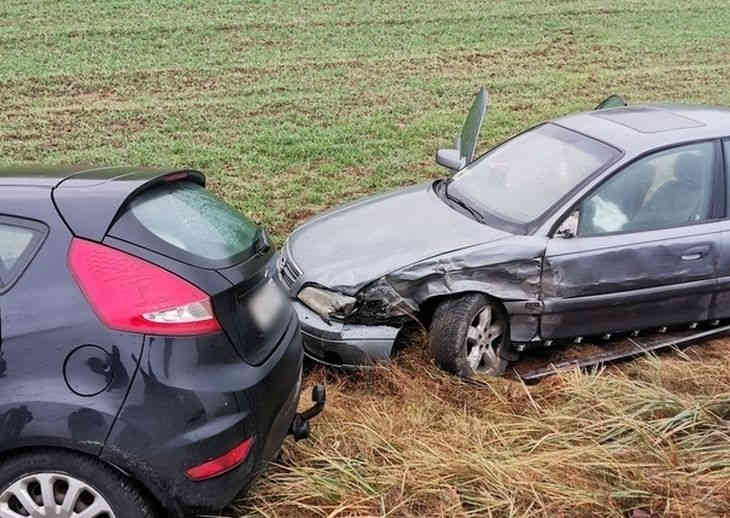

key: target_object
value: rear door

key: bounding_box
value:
[0,216,45,443]
[710,138,730,320]
[1,187,143,455]
[542,140,725,338]
[0,216,46,451]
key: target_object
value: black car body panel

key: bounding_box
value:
[281,102,730,367]
[0,185,141,456]
[101,317,302,515]
[102,234,292,366]
[0,166,308,516]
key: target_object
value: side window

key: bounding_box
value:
[577,141,717,236]
[0,219,44,291]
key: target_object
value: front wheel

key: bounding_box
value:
[0,450,158,518]
[429,293,509,377]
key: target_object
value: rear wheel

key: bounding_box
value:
[0,450,158,518]
[429,293,509,377]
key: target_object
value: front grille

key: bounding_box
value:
[278,248,302,290]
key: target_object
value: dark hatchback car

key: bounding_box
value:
[279,90,730,377]
[0,166,323,517]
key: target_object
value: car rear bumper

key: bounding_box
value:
[101,315,307,516]
[294,301,400,368]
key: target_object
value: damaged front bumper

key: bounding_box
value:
[294,301,401,367]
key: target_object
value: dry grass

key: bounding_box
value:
[237,340,730,518]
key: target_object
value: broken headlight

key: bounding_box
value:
[298,286,357,322]
[352,279,418,322]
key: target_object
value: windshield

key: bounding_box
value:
[448,124,619,224]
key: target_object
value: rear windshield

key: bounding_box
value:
[110,181,259,267]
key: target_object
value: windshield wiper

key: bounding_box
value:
[252,228,270,254]
[442,180,485,223]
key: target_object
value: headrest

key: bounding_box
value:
[675,153,705,185]
[635,161,656,184]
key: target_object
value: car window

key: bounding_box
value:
[577,141,716,236]
[448,124,619,225]
[0,222,40,288]
[110,181,259,267]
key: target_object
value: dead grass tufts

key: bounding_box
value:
[241,340,730,517]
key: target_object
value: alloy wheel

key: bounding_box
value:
[0,472,115,518]
[465,304,505,374]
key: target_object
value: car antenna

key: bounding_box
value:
[594,94,627,110]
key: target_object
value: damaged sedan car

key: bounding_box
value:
[278,88,730,377]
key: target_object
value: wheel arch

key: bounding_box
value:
[418,289,510,328]
[420,289,529,363]
[0,426,108,458]
[426,291,512,376]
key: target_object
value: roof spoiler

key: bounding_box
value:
[53,167,205,241]
[594,94,627,110]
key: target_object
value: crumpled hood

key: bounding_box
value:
[287,182,511,293]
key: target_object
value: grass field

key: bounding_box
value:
[2,1,730,516]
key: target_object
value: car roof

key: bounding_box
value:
[0,165,201,189]
[554,104,730,154]
[0,165,115,187]
[0,165,205,241]
[0,165,183,188]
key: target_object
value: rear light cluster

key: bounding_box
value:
[68,238,221,335]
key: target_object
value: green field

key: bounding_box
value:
[2,1,730,516]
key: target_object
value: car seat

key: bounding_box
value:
[579,161,656,235]
[615,161,656,220]
[631,152,708,230]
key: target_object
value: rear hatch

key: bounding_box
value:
[98,176,292,364]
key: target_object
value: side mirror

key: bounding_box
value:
[554,210,579,239]
[435,148,465,172]
[436,87,488,172]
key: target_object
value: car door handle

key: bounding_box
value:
[681,253,703,261]
[681,245,710,261]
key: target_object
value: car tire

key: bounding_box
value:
[429,293,509,377]
[0,449,158,518]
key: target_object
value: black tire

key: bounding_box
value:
[429,293,509,377]
[0,449,158,518]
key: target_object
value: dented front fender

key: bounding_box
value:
[354,236,548,341]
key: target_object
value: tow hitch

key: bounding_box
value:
[289,384,326,441]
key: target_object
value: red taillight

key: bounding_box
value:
[185,437,254,481]
[68,238,221,335]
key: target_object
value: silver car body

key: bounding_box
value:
[275,102,730,367]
